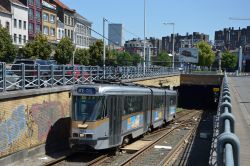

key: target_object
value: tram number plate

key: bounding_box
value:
[77,87,96,94]
[79,129,87,133]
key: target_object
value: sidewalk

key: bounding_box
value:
[8,150,71,166]
[0,144,71,166]
[229,77,250,166]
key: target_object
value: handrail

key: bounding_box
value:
[217,72,240,166]
[0,62,179,92]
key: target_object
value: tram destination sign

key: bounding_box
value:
[77,87,96,94]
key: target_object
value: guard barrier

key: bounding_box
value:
[0,63,179,92]
[217,73,240,166]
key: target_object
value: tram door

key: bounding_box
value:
[143,95,150,132]
[108,96,122,146]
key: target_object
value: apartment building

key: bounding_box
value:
[214,26,250,52]
[0,0,28,47]
[0,4,12,34]
[56,19,64,42]
[74,12,91,49]
[19,0,42,40]
[42,0,56,42]
[162,32,209,53]
[50,0,75,42]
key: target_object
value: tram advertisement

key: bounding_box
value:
[127,115,142,130]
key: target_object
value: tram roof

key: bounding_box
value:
[72,84,176,96]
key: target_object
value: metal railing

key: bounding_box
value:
[216,72,240,166]
[0,62,179,92]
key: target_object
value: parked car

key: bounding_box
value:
[11,59,50,87]
[65,65,90,83]
[11,59,50,76]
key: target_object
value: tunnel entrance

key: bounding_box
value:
[175,85,220,110]
[173,84,220,165]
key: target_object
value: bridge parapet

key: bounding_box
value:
[0,62,179,93]
[209,73,240,166]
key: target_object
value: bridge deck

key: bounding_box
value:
[230,76,250,166]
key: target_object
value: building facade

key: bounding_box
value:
[63,10,74,41]
[108,23,123,47]
[124,38,156,66]
[0,4,12,34]
[0,0,28,47]
[56,19,64,42]
[214,26,250,52]
[50,0,75,42]
[148,37,162,56]
[162,32,209,53]
[42,0,56,42]
[19,0,42,40]
[74,12,91,49]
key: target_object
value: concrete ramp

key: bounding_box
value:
[121,140,152,152]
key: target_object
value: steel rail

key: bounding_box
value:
[158,114,200,166]
[119,111,201,166]
[144,110,199,139]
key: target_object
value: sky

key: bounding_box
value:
[61,0,250,42]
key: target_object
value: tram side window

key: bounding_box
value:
[153,95,165,109]
[95,97,107,120]
[170,96,176,106]
[96,98,107,120]
[124,96,143,115]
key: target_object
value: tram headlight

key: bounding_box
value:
[73,133,79,137]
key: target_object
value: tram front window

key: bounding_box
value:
[73,96,104,121]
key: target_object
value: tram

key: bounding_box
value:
[69,84,177,150]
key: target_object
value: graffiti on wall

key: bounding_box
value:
[30,101,65,141]
[0,105,26,152]
[0,94,69,156]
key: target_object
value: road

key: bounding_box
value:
[230,76,250,166]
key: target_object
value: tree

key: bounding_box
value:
[106,49,118,66]
[89,40,103,66]
[131,53,142,66]
[221,51,237,71]
[22,33,52,60]
[54,37,74,64]
[117,52,133,66]
[197,41,215,67]
[0,26,16,63]
[74,48,90,65]
[151,51,172,67]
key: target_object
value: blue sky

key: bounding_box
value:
[61,0,250,42]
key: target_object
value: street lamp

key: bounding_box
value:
[72,25,77,65]
[163,22,175,70]
[143,0,146,75]
[103,17,107,79]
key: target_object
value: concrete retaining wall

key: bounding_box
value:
[0,86,72,159]
[133,75,180,88]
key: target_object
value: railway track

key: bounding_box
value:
[43,110,201,166]
[43,151,110,166]
[117,111,201,166]
[143,110,197,139]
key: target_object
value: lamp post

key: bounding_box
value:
[103,17,107,79]
[143,0,146,75]
[72,24,77,65]
[163,22,175,70]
